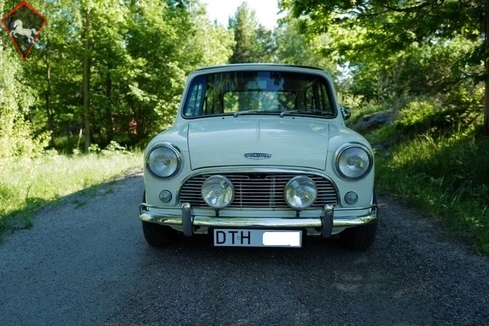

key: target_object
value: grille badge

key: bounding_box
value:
[244,153,272,160]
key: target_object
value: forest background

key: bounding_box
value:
[1,0,488,253]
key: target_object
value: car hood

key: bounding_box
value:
[187,118,330,170]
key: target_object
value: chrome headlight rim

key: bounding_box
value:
[201,175,235,209]
[334,143,373,181]
[145,143,182,179]
[284,175,318,210]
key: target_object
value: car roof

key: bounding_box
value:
[190,63,331,79]
[195,63,324,72]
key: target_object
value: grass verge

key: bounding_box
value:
[0,150,142,242]
[370,123,489,254]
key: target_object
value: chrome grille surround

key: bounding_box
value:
[179,172,338,209]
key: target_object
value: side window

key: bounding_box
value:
[184,83,204,117]
[184,79,226,116]
[318,84,333,114]
[303,83,333,113]
[304,86,317,110]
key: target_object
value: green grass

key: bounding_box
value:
[366,107,489,254]
[0,149,142,242]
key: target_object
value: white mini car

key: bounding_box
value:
[140,64,378,250]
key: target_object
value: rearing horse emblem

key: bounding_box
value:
[10,19,39,43]
[1,1,47,59]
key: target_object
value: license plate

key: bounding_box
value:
[213,229,302,248]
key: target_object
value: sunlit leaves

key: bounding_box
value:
[229,2,275,63]
[3,0,236,152]
[274,19,336,72]
[281,0,485,104]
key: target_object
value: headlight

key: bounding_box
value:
[284,176,317,210]
[334,143,373,180]
[146,143,181,178]
[201,175,234,209]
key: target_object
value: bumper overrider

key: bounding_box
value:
[139,203,378,238]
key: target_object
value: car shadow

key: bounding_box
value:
[140,230,373,270]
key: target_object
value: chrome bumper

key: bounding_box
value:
[139,203,378,238]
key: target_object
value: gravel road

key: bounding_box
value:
[1,170,488,326]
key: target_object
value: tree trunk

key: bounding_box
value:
[485,74,489,136]
[82,10,91,152]
[485,0,489,136]
[43,41,55,147]
[106,61,114,143]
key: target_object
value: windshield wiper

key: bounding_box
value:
[233,110,281,117]
[279,109,334,118]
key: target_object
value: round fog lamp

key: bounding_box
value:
[201,175,234,209]
[344,191,358,205]
[284,176,317,210]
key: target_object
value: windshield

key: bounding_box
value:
[183,70,336,118]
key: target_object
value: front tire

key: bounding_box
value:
[142,221,176,247]
[338,194,378,250]
[338,221,377,250]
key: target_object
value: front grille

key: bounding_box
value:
[179,173,338,208]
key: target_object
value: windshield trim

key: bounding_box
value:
[181,69,339,120]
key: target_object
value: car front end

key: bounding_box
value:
[139,64,377,249]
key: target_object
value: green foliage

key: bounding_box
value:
[273,19,337,72]
[394,95,482,139]
[192,1,234,66]
[3,0,236,155]
[280,0,483,60]
[228,2,276,63]
[396,100,440,133]
[0,7,48,158]
[280,0,486,130]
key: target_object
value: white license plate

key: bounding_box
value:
[213,229,302,248]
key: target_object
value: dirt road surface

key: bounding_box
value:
[1,170,488,325]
